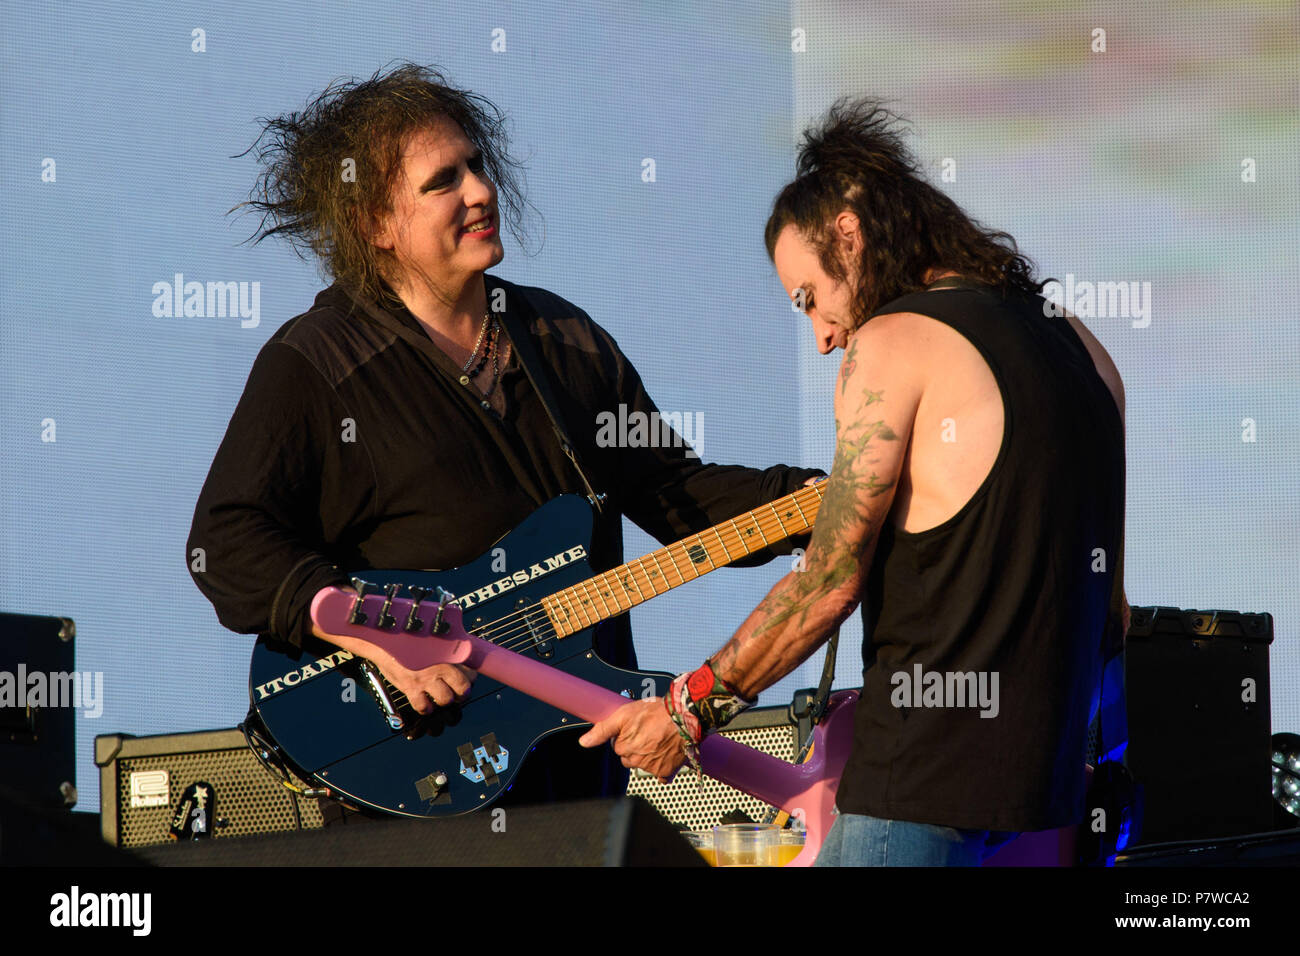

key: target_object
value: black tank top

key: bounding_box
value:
[834,282,1125,831]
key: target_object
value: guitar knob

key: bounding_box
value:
[414,771,450,803]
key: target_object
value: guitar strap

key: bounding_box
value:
[760,627,838,827]
[497,310,607,514]
[803,628,839,725]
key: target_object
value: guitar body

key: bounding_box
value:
[248,495,673,817]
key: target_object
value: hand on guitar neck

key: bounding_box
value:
[310,586,477,720]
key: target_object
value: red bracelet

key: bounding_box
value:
[669,660,755,738]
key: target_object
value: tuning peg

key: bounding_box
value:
[377,583,400,629]
[348,578,374,625]
[405,586,430,633]
[432,586,454,635]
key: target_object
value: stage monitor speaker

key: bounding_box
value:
[1114,827,1300,866]
[1125,605,1274,845]
[95,727,324,847]
[625,696,811,829]
[0,787,140,866]
[1,612,78,810]
[135,796,702,866]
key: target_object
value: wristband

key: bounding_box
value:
[663,695,703,780]
[667,660,755,739]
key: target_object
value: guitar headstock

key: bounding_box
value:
[310,579,476,672]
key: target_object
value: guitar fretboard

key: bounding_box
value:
[542,482,825,638]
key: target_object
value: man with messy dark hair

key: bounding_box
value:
[584,99,1127,865]
[240,62,533,309]
[188,62,823,809]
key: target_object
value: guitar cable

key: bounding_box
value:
[240,712,317,831]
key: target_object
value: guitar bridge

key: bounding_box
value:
[359,660,404,732]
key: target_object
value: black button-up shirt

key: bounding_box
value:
[188,273,820,670]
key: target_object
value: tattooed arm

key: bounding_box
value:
[579,314,926,775]
[709,316,922,696]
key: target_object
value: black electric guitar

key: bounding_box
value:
[246,484,825,818]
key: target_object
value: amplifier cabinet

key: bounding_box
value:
[1,612,77,809]
[1125,605,1274,845]
[95,727,323,847]
[625,701,810,830]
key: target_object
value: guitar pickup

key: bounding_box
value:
[519,603,553,658]
[457,737,509,785]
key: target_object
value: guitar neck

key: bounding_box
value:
[543,482,825,639]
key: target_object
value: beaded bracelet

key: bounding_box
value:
[662,696,703,779]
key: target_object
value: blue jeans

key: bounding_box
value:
[814,812,1019,866]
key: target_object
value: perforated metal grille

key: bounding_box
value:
[625,723,798,830]
[110,742,324,848]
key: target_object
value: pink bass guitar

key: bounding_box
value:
[310,585,1076,867]
[310,584,853,866]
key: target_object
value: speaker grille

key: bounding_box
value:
[100,730,323,847]
[625,720,799,830]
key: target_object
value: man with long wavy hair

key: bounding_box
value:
[188,63,822,808]
[584,99,1128,865]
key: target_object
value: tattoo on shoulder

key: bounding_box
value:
[839,359,857,395]
[838,336,862,396]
